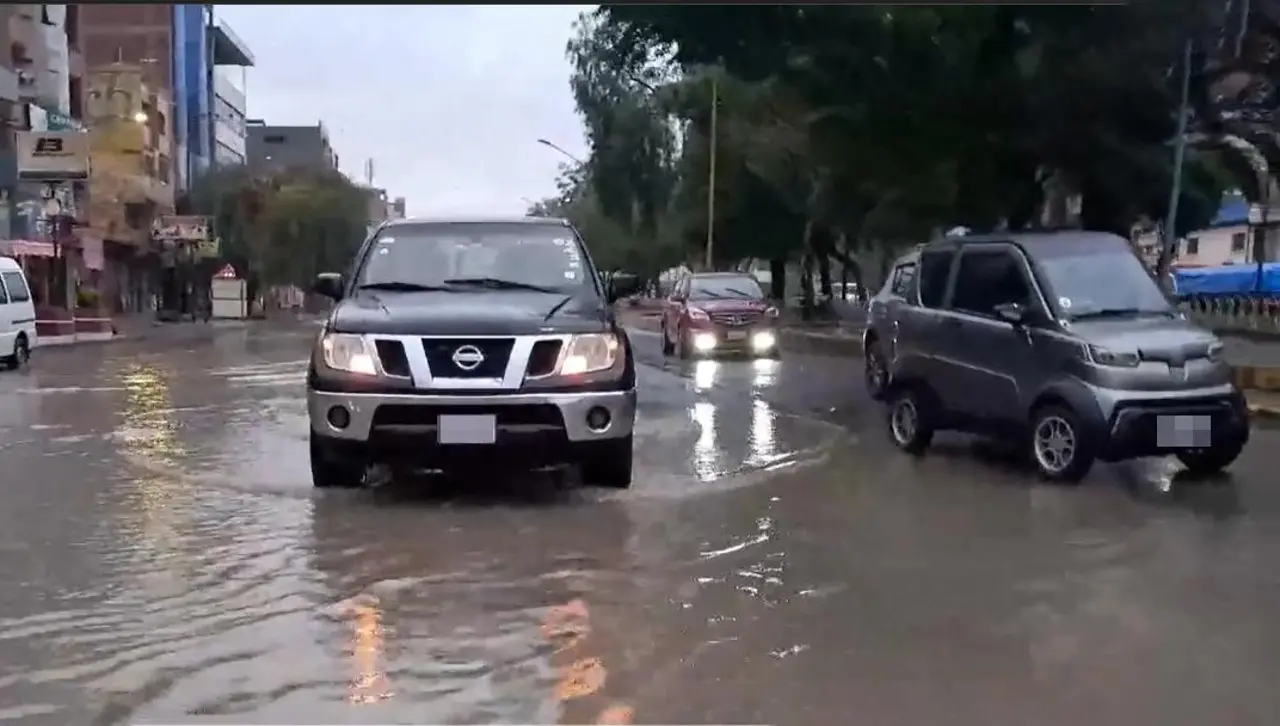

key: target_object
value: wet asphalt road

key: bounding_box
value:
[3,322,1280,725]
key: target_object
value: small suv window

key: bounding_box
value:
[890,262,917,298]
[951,249,1032,317]
[918,250,954,308]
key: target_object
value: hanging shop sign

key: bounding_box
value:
[16,130,90,181]
[151,215,212,242]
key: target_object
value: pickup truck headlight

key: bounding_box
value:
[321,333,378,375]
[1084,344,1140,368]
[559,333,621,375]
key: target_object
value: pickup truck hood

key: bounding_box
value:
[329,290,612,336]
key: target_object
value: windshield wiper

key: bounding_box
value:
[442,277,560,293]
[1071,307,1173,320]
[358,281,454,292]
[721,287,760,299]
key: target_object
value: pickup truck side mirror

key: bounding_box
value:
[606,273,639,304]
[313,272,345,301]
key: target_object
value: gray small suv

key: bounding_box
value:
[863,231,1250,482]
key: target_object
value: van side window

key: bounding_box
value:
[1,271,30,303]
[890,262,917,298]
[918,250,954,308]
[951,249,1032,317]
[0,275,8,304]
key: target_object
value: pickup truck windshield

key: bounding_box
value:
[357,222,590,293]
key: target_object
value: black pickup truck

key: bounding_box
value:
[306,216,639,489]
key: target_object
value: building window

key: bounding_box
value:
[1186,236,1200,254]
[1232,232,1247,252]
[263,134,285,144]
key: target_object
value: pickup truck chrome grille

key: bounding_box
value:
[421,337,514,378]
[358,334,576,390]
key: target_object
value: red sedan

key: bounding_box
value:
[661,272,780,358]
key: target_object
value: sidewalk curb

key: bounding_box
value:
[1249,403,1280,421]
[1232,366,1280,392]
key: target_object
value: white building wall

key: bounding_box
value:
[212,66,246,164]
[38,4,69,113]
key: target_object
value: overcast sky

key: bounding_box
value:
[214,4,593,217]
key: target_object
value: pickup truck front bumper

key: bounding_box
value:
[308,388,636,463]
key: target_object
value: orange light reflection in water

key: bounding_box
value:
[347,597,393,704]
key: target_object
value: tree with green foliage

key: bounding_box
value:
[561,2,1260,308]
[181,165,371,294]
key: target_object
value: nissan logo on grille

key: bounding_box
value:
[451,345,485,371]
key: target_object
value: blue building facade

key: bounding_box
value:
[172,4,213,192]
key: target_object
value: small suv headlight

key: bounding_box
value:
[559,333,620,375]
[1207,341,1225,361]
[321,333,378,375]
[1085,344,1140,368]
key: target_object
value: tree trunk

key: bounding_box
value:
[817,247,832,299]
[768,257,787,302]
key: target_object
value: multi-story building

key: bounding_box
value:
[80,4,251,192]
[246,121,340,173]
[84,64,174,312]
[0,5,87,312]
[209,14,251,168]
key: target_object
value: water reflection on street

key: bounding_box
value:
[3,325,1280,725]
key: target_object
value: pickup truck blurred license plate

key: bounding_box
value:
[726,330,747,341]
[1156,415,1212,448]
[439,414,496,444]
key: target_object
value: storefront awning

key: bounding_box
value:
[0,239,56,258]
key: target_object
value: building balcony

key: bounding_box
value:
[210,20,254,67]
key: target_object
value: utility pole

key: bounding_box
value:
[1161,39,1193,272]
[705,70,718,271]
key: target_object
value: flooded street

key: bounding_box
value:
[3,322,1280,725]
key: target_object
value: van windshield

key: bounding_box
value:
[1036,250,1174,319]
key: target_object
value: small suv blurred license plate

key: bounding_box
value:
[1156,415,1212,448]
[725,330,747,341]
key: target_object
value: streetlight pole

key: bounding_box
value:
[1161,39,1193,268]
[705,71,718,271]
[536,138,583,165]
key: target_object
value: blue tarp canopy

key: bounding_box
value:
[1173,263,1280,295]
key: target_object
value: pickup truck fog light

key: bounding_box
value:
[751,331,776,350]
[326,405,351,430]
[585,406,612,432]
[693,333,718,352]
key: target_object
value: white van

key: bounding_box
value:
[0,257,35,369]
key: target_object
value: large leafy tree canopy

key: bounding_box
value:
[533,1,1280,301]
[181,166,371,289]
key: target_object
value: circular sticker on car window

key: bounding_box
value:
[1058,297,1072,309]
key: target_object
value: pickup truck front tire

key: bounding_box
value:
[310,434,368,488]
[580,435,633,489]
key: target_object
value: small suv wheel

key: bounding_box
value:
[309,435,368,488]
[864,339,888,400]
[1029,405,1096,483]
[887,386,934,454]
